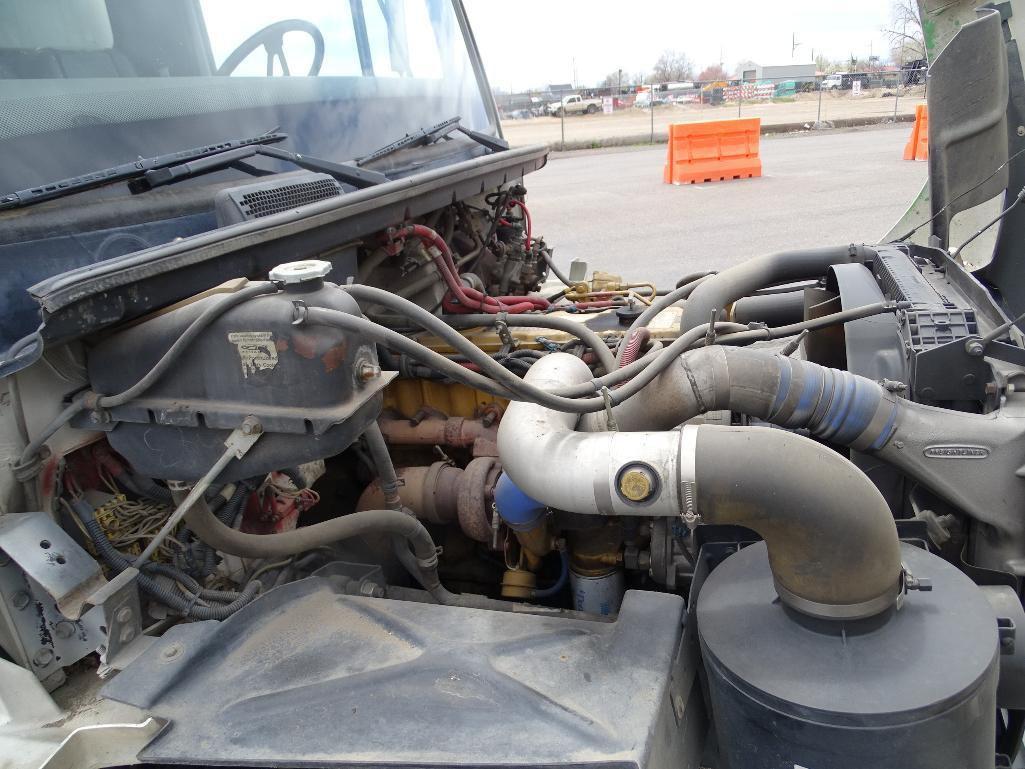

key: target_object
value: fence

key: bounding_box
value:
[494,68,928,150]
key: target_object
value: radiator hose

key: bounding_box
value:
[498,353,903,621]
[679,244,875,333]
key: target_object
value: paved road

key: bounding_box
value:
[502,92,926,148]
[524,124,928,289]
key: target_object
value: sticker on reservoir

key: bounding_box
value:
[227,331,278,378]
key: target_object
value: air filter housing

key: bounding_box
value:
[697,541,998,769]
[86,263,392,482]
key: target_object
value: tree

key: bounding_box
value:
[696,64,728,82]
[813,53,838,73]
[651,50,693,83]
[884,0,926,64]
[599,70,627,90]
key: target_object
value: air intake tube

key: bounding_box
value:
[498,353,903,621]
[679,244,875,333]
[582,344,899,446]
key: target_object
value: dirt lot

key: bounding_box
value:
[502,90,927,147]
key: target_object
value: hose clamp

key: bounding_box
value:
[416,546,442,572]
[774,575,903,621]
[495,314,514,351]
[600,386,618,431]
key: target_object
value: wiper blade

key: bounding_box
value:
[355,116,508,167]
[130,142,389,193]
[0,133,288,211]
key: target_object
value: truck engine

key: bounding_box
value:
[1,2,1024,768]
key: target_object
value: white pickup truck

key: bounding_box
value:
[546,94,603,116]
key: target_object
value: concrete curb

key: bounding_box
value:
[539,113,917,153]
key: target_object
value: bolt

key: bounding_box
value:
[965,338,985,357]
[240,418,263,436]
[32,648,54,667]
[161,642,184,661]
[359,581,384,598]
[119,626,136,644]
[12,591,30,610]
[357,360,381,382]
[1018,125,1025,137]
[54,620,76,639]
[894,440,905,449]
[963,373,977,386]
[1002,634,1015,649]
[115,606,132,624]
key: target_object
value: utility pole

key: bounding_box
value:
[792,33,801,58]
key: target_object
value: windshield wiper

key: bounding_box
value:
[131,142,388,193]
[0,132,288,211]
[355,116,508,167]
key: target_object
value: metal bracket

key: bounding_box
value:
[85,567,147,675]
[0,512,106,620]
[39,717,166,769]
[999,616,1017,655]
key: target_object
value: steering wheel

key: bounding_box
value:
[216,19,325,77]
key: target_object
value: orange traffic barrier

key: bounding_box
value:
[903,104,928,161]
[663,118,762,185]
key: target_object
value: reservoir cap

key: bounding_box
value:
[270,260,332,285]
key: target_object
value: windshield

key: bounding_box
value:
[0,0,495,194]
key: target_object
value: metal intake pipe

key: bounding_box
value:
[498,353,903,621]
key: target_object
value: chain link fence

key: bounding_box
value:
[495,67,928,149]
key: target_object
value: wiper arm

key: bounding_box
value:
[131,143,388,193]
[355,116,508,167]
[0,133,288,211]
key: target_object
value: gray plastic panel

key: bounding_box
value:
[103,580,685,768]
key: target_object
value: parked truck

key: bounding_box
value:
[547,93,603,116]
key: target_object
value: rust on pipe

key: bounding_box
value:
[378,416,499,454]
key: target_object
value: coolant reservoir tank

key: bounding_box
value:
[697,541,997,769]
[86,262,394,482]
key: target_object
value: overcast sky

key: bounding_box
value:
[463,0,899,91]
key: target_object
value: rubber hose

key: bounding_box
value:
[363,423,403,511]
[183,497,451,601]
[679,244,875,333]
[532,549,570,598]
[344,284,618,375]
[730,290,806,326]
[442,312,618,374]
[618,328,651,369]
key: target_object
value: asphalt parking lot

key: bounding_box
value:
[524,123,928,289]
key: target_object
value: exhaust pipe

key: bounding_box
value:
[498,353,903,620]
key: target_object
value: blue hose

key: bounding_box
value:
[532,549,569,598]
